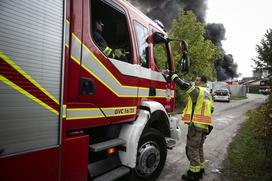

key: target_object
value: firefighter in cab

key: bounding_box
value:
[93,18,115,58]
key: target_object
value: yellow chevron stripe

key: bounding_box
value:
[71,52,137,97]
[72,33,81,44]
[72,33,144,91]
[66,115,105,120]
[73,35,168,98]
[106,113,136,117]
[101,106,136,110]
[65,19,70,48]
[70,33,171,99]
[67,106,136,111]
[82,43,138,90]
[67,107,100,111]
[62,104,67,118]
[0,52,59,104]
[84,45,160,92]
[0,75,59,115]
[66,106,137,120]
[71,55,81,65]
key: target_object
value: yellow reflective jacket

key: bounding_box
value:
[182,87,213,128]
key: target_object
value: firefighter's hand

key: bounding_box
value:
[163,69,169,76]
[171,74,178,81]
[162,69,173,82]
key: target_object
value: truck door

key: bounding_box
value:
[75,0,138,125]
[148,26,175,112]
[66,0,109,130]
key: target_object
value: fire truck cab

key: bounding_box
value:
[0,0,182,180]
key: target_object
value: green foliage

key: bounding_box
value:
[253,28,272,74]
[223,118,265,180]
[230,96,247,100]
[154,43,168,70]
[169,11,220,81]
[223,95,272,181]
[163,10,220,107]
[250,95,272,160]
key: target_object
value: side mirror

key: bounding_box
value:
[167,38,190,72]
[180,40,188,52]
[179,40,190,72]
[152,32,167,44]
[180,52,189,72]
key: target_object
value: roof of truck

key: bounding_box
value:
[117,0,166,34]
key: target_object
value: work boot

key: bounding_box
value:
[181,170,200,181]
[199,168,205,179]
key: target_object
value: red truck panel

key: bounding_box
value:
[61,134,89,181]
[0,147,59,181]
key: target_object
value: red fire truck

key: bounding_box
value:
[0,0,185,180]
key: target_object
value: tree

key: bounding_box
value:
[253,28,272,74]
[166,11,220,107]
[169,11,220,81]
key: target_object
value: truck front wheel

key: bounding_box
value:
[132,128,167,180]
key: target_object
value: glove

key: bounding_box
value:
[171,74,178,81]
[163,70,175,82]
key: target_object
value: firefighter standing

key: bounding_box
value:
[171,74,213,181]
[93,19,114,58]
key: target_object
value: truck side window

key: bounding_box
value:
[90,0,132,63]
[134,21,149,67]
[153,42,169,71]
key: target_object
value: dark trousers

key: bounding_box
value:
[186,125,207,170]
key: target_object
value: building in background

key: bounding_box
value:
[253,68,269,79]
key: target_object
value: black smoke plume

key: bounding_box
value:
[205,23,238,80]
[205,23,225,47]
[128,0,180,29]
[182,0,207,23]
[129,0,238,80]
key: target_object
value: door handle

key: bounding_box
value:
[149,87,156,96]
[80,77,96,95]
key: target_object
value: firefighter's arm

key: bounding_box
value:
[170,74,190,90]
[171,74,199,103]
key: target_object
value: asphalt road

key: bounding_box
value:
[157,93,268,181]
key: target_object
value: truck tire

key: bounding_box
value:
[131,128,167,181]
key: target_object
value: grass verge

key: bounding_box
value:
[222,96,272,181]
[230,96,247,100]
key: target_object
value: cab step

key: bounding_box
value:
[89,138,126,152]
[93,166,130,181]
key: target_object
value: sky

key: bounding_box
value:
[206,0,272,78]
